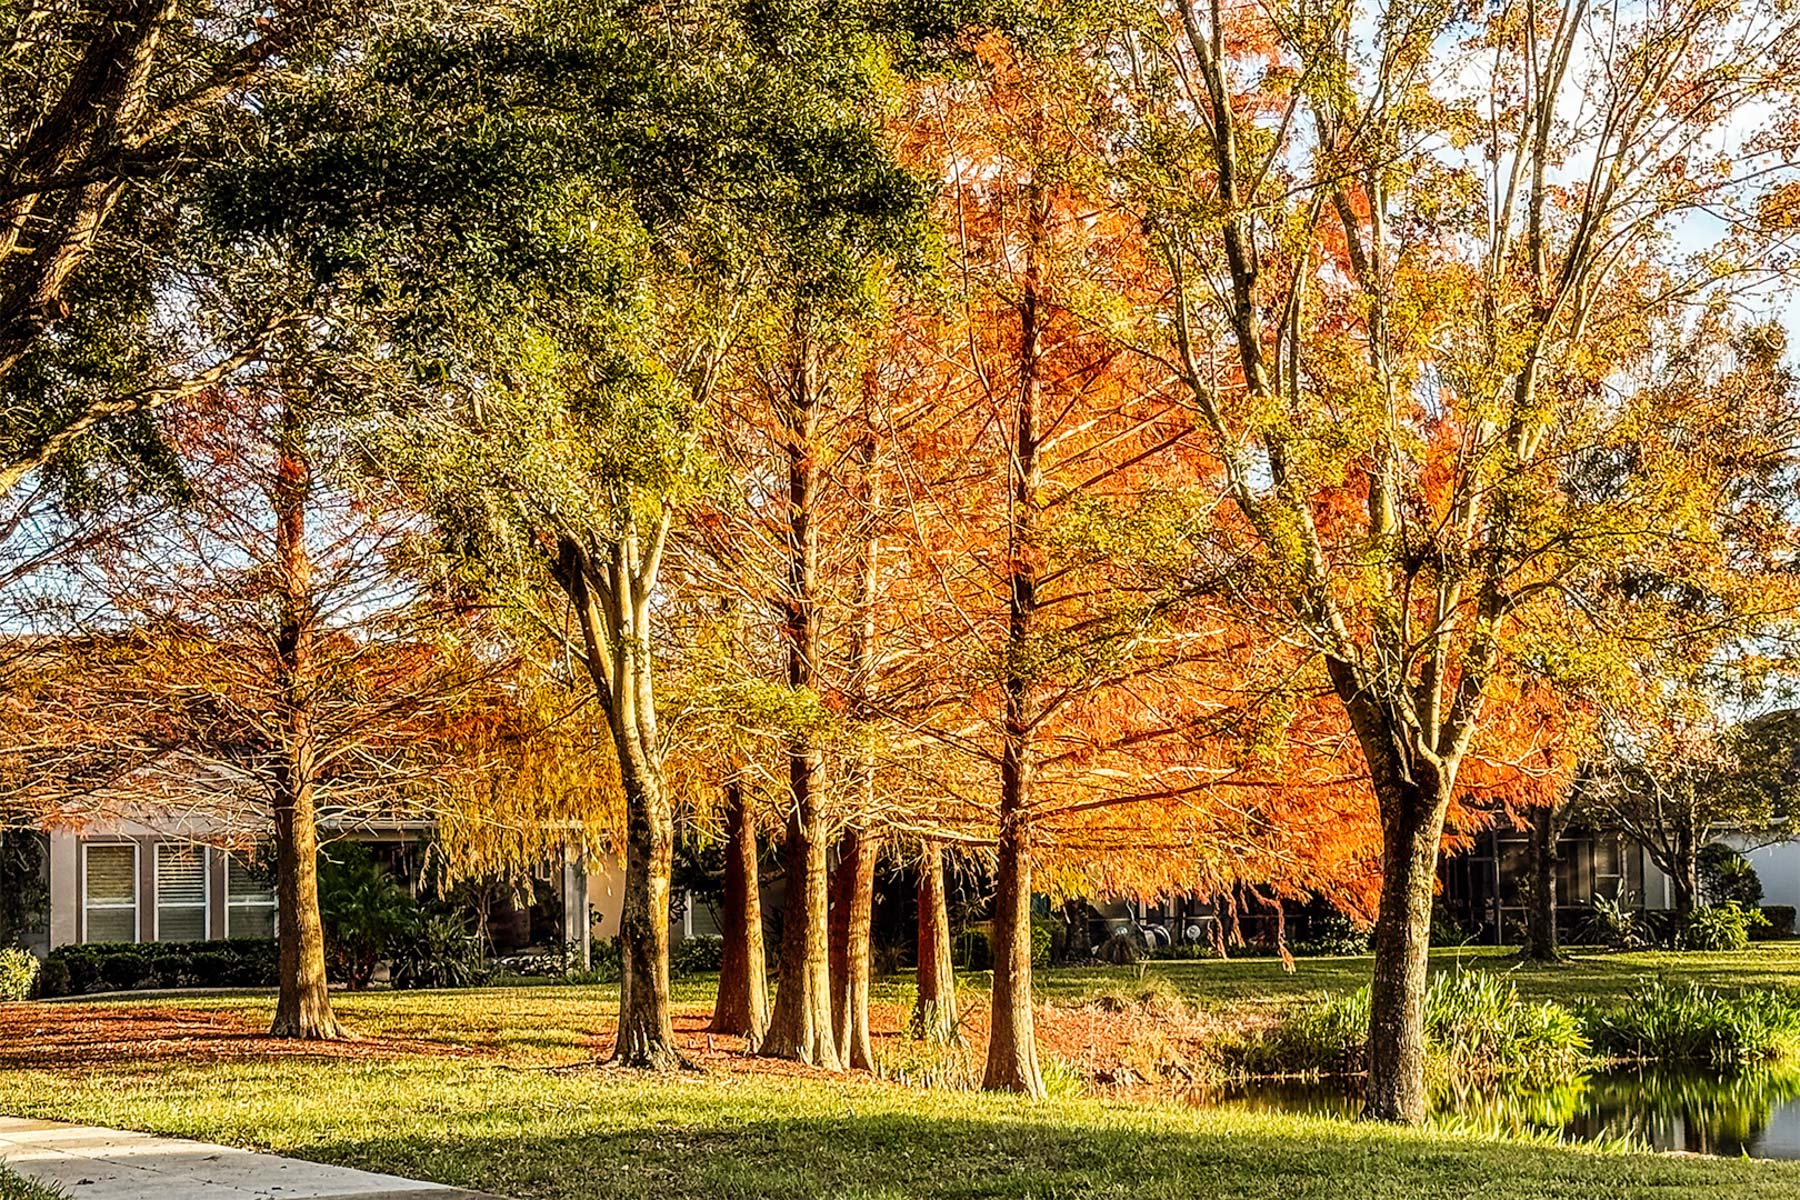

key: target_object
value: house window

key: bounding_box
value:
[155,844,209,941]
[226,854,277,939]
[82,844,138,943]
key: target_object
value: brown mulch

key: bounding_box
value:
[0,1004,482,1070]
[1,989,1255,1091]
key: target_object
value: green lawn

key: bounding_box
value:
[1038,942,1800,1014]
[4,947,1800,1198]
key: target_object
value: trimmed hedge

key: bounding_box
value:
[38,938,277,997]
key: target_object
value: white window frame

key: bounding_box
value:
[153,843,211,942]
[81,842,140,944]
[225,853,277,939]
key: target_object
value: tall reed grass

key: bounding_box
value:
[1229,970,1586,1080]
[1583,983,1800,1068]
[1232,974,1800,1080]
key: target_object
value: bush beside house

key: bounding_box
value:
[37,938,278,996]
[0,947,38,1000]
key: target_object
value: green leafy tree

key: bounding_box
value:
[213,0,933,1067]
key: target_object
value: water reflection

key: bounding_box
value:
[1192,1067,1800,1158]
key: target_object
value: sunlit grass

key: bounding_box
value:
[7,948,1800,1198]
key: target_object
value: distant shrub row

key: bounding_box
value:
[37,939,277,997]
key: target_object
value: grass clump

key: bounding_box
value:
[874,1034,982,1090]
[0,947,37,1002]
[1227,987,1369,1077]
[0,1164,66,1200]
[1427,971,1588,1079]
[1077,975,1190,1019]
[1231,972,1585,1081]
[1584,982,1800,1068]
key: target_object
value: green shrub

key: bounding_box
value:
[672,935,723,976]
[1585,887,1651,949]
[0,947,39,1000]
[569,937,624,984]
[1699,844,1763,908]
[1758,905,1797,940]
[492,937,624,985]
[1430,901,1478,947]
[1293,913,1371,956]
[1232,987,1370,1076]
[1425,970,1587,1078]
[390,913,485,989]
[34,957,67,997]
[318,842,419,989]
[1145,941,1214,960]
[39,939,278,996]
[1678,903,1768,952]
[1030,919,1053,967]
[1585,983,1800,1067]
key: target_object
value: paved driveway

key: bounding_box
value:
[0,1117,503,1200]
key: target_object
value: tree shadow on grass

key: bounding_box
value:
[300,1104,1800,1200]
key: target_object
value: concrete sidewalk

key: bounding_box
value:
[0,1117,504,1200]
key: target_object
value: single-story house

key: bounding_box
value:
[1441,823,1800,945]
[3,752,648,967]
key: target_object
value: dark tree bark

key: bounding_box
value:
[1668,818,1700,919]
[828,415,882,1071]
[268,397,342,1041]
[1362,776,1444,1123]
[1523,803,1561,961]
[612,749,681,1068]
[711,778,768,1042]
[912,843,959,1042]
[761,335,842,1070]
[829,828,878,1071]
[983,182,1046,1099]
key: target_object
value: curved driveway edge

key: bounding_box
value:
[0,1117,506,1200]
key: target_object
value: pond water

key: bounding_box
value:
[1190,1068,1800,1158]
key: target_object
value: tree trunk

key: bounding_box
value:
[829,403,882,1072]
[829,828,878,1071]
[270,779,341,1039]
[912,843,958,1042]
[761,334,841,1069]
[712,778,768,1042]
[1671,821,1699,919]
[1363,771,1450,1123]
[763,789,840,1067]
[553,530,685,1070]
[612,750,683,1068]
[268,397,342,1041]
[983,802,1043,1096]
[982,180,1047,1099]
[1523,803,1560,961]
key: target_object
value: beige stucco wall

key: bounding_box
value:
[585,854,625,941]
